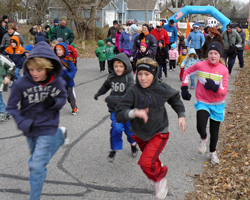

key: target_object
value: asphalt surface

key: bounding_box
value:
[0,57,237,200]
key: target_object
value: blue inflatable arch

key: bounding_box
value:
[168,6,230,31]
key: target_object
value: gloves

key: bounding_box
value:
[44,95,55,109]
[204,78,219,92]
[62,75,70,81]
[129,57,133,62]
[103,49,106,53]
[181,86,192,100]
[165,59,169,64]
[94,94,99,100]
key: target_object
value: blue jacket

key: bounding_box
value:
[163,24,178,43]
[6,41,67,137]
[181,48,200,70]
[119,30,138,50]
[185,30,205,49]
[55,42,76,87]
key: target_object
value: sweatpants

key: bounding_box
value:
[169,60,176,70]
[66,87,77,112]
[99,61,105,71]
[179,68,184,80]
[196,110,220,152]
[132,132,169,182]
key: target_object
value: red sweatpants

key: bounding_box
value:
[179,68,184,80]
[132,132,169,182]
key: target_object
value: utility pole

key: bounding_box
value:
[176,0,178,13]
[145,0,148,23]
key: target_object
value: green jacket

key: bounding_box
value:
[95,40,106,62]
[51,25,75,44]
[48,24,59,40]
[221,30,242,50]
[104,44,115,60]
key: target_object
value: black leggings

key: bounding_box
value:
[196,110,220,152]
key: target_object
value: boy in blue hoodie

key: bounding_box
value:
[55,42,77,115]
[94,53,138,162]
[6,41,68,200]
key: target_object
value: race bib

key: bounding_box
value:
[167,32,172,37]
[112,38,115,43]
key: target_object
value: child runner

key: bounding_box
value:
[115,57,186,200]
[50,40,59,51]
[156,39,169,82]
[94,53,138,162]
[181,41,228,164]
[3,36,25,80]
[135,42,154,61]
[95,40,106,72]
[168,43,178,71]
[0,55,15,121]
[104,37,115,72]
[177,47,188,81]
[114,24,124,54]
[181,48,199,89]
[55,42,78,115]
[6,41,68,200]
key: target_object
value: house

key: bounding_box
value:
[160,7,183,21]
[114,0,162,24]
[49,1,118,28]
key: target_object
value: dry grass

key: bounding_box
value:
[185,51,250,200]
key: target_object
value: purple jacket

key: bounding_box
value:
[7,41,67,137]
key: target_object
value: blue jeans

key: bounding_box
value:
[110,112,135,150]
[0,92,6,114]
[190,75,195,87]
[27,128,64,200]
[232,50,244,68]
[15,68,21,80]
[158,64,167,79]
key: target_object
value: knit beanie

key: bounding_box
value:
[207,41,223,56]
[140,42,147,48]
[45,25,50,30]
[142,23,149,30]
[117,24,123,30]
[10,39,17,45]
[158,39,164,45]
[60,16,67,21]
[54,18,59,23]
[56,45,66,54]
[70,43,75,48]
[130,24,137,32]
[236,24,242,29]
[24,45,33,53]
[106,37,112,43]
[193,23,199,28]
[137,63,156,77]
[35,36,47,44]
[171,43,176,49]
[3,15,8,20]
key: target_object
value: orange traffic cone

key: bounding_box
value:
[245,44,249,50]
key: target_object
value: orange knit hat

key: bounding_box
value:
[56,45,65,54]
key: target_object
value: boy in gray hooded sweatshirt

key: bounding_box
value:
[94,53,138,162]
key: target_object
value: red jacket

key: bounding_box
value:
[150,28,169,47]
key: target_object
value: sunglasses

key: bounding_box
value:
[194,27,199,29]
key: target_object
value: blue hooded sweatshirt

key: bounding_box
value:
[181,48,200,70]
[185,30,205,49]
[55,42,76,87]
[163,24,178,44]
[6,41,67,137]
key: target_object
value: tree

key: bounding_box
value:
[58,0,111,40]
[230,5,237,18]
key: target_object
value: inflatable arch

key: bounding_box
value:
[168,6,230,31]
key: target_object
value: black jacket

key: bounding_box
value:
[0,26,7,44]
[156,47,168,65]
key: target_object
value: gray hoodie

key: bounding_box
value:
[115,63,185,141]
[95,53,134,112]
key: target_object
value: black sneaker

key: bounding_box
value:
[131,145,138,158]
[107,150,116,162]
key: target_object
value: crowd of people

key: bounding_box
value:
[0,15,246,200]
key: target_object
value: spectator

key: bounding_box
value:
[149,23,154,32]
[0,20,7,44]
[2,15,8,25]
[163,19,178,49]
[48,18,60,40]
[185,23,205,59]
[29,25,49,40]
[107,20,118,44]
[201,27,224,60]
[0,23,26,52]
[51,16,75,44]
[150,21,169,48]
[216,25,223,34]
[130,23,157,60]
[234,24,245,70]
[221,23,242,74]
[200,26,206,37]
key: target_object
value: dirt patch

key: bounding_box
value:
[185,51,250,200]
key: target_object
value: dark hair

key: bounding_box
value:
[169,19,174,24]
[226,23,233,29]
[113,20,118,25]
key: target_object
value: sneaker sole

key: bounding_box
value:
[156,179,168,200]
[60,127,69,147]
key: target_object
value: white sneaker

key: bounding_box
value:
[210,151,219,164]
[60,127,69,147]
[155,177,168,200]
[198,138,207,154]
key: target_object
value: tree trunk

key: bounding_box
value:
[85,5,97,40]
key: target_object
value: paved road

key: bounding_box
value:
[0,57,237,200]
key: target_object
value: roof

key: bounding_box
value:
[127,0,158,10]
[167,7,182,14]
